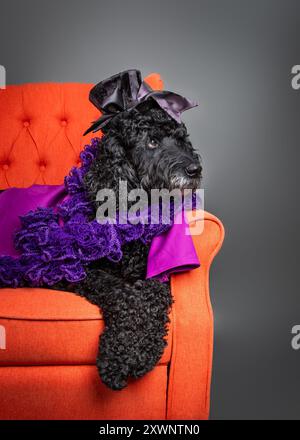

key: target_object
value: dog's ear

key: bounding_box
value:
[84,134,140,203]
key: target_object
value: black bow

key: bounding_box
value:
[84,69,198,135]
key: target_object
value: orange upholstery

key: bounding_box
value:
[0,77,224,420]
[0,288,172,367]
[0,366,168,420]
[0,73,163,188]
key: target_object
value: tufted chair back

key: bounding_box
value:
[0,73,163,189]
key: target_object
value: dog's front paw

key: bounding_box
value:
[96,327,133,391]
[97,356,129,391]
[129,332,167,379]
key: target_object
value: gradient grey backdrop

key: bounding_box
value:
[1,0,299,420]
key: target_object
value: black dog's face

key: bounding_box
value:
[115,107,202,192]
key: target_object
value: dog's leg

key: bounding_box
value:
[124,278,173,380]
[98,278,173,389]
[68,270,173,390]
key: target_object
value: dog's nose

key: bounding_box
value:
[185,163,201,177]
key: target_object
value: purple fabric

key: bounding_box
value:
[146,210,200,282]
[0,137,200,287]
[0,185,200,280]
[0,185,67,257]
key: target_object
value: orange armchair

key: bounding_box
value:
[0,75,224,420]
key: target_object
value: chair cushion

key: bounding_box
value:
[0,288,172,366]
[0,365,168,420]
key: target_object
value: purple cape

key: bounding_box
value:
[0,138,200,286]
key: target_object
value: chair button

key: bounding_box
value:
[61,120,67,127]
[23,120,30,127]
[39,163,46,172]
[2,163,9,170]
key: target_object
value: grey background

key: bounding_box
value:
[0,0,299,420]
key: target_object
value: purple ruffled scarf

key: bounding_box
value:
[0,138,173,288]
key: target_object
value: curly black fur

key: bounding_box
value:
[52,103,202,390]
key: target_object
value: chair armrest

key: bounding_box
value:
[167,210,225,420]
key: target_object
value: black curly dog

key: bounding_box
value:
[53,103,202,390]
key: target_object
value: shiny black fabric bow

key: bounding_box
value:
[83,69,198,135]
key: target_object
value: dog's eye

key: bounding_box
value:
[148,139,159,149]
